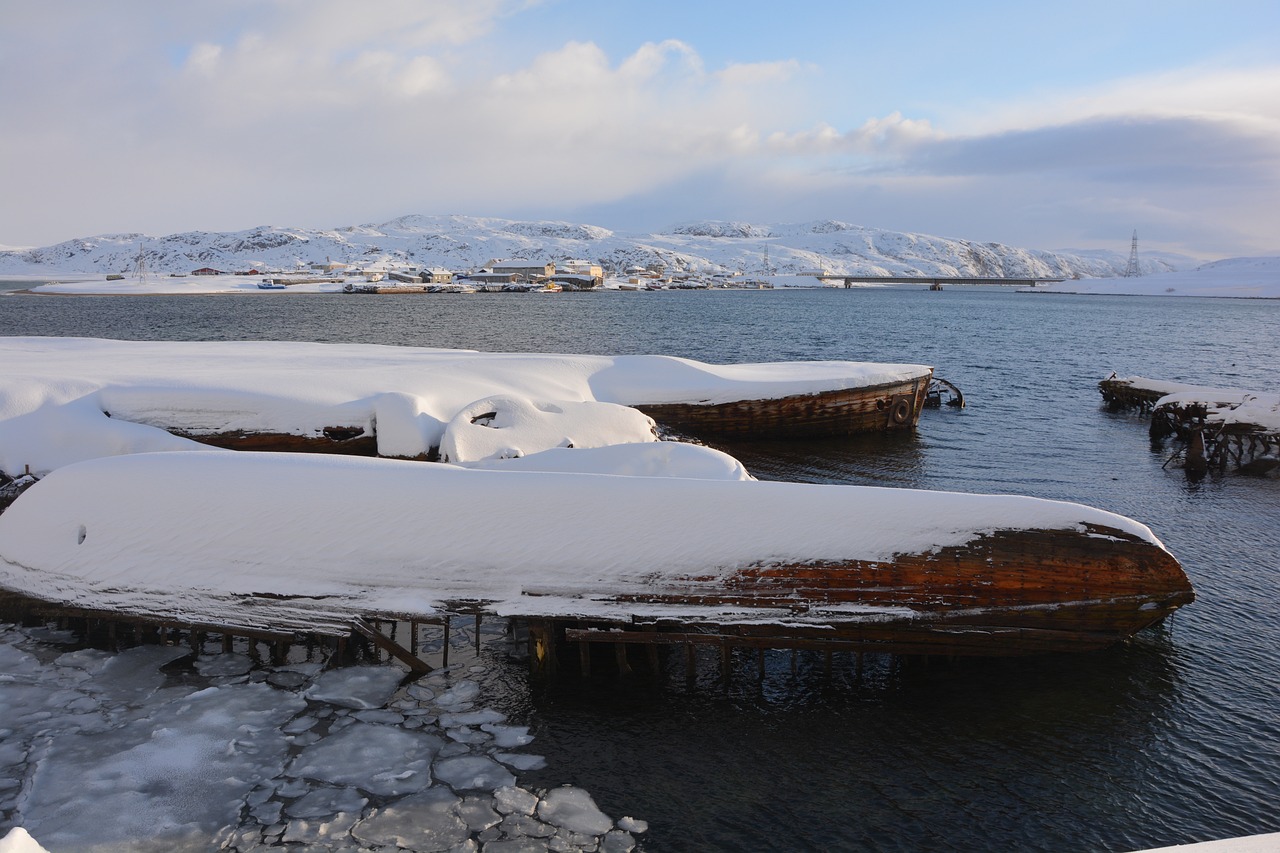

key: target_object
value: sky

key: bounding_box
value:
[2,0,1278,258]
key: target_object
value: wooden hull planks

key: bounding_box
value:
[635,372,933,439]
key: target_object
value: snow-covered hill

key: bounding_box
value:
[0,214,1192,280]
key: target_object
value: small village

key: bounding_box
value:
[175,258,793,293]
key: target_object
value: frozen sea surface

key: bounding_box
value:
[0,624,644,852]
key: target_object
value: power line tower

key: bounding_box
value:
[1122,230,1141,277]
[134,243,148,284]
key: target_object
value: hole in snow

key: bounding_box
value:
[77,525,87,545]
[470,412,498,427]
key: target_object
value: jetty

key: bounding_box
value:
[1100,375,1280,475]
[832,275,1064,289]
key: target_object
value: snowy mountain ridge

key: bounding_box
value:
[0,215,1192,280]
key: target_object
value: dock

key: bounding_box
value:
[832,275,1064,288]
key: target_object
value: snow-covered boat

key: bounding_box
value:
[257,279,287,289]
[634,370,933,437]
[0,452,1193,656]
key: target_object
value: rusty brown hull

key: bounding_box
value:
[633,372,934,439]
[574,524,1194,656]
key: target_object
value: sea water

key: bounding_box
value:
[1,286,1278,851]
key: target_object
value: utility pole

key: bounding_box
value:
[134,243,148,284]
[1122,230,1141,278]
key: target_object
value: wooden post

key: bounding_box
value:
[615,642,631,676]
[222,633,233,653]
[442,618,451,668]
[529,621,559,676]
[578,622,591,677]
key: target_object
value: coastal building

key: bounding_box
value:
[421,267,453,284]
[554,259,604,289]
[485,260,555,282]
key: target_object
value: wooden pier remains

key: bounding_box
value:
[1099,375,1280,476]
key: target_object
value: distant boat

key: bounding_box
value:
[257,279,287,290]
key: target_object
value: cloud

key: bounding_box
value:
[1,4,1277,258]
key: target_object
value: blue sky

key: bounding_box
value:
[2,0,1278,257]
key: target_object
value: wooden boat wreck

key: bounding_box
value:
[0,453,1193,659]
[634,370,933,439]
[1100,374,1280,475]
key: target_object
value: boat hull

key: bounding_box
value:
[634,372,933,439]
[0,453,1193,656]
[568,524,1194,656]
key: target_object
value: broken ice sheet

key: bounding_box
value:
[351,788,470,850]
[20,681,305,851]
[537,786,615,835]
[304,664,404,709]
[286,722,443,797]
[433,754,516,791]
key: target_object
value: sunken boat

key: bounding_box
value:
[0,453,1193,658]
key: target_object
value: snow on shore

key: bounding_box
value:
[0,337,931,475]
[1029,256,1280,298]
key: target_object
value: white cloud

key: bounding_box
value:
[1,4,1277,258]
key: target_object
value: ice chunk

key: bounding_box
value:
[304,665,403,709]
[493,752,547,771]
[287,722,441,797]
[351,788,469,850]
[493,785,540,816]
[354,708,405,725]
[433,679,482,707]
[537,786,614,835]
[483,723,534,748]
[406,683,436,702]
[284,785,368,818]
[281,810,362,845]
[457,795,502,832]
[438,708,506,728]
[617,816,648,834]
[484,838,554,853]
[193,652,252,678]
[433,754,516,791]
[0,643,41,677]
[500,813,557,838]
[601,828,637,853]
[266,670,309,690]
[52,647,113,675]
[282,715,318,735]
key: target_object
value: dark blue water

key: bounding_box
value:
[3,286,1278,852]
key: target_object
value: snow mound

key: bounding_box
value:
[438,396,656,463]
